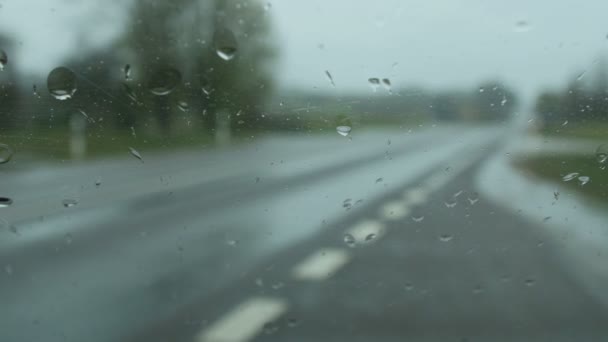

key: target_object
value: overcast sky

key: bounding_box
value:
[1,0,608,100]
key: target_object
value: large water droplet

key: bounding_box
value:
[62,199,78,208]
[336,125,352,137]
[595,144,608,165]
[129,147,143,162]
[577,176,590,186]
[0,143,14,164]
[325,70,335,87]
[214,28,238,61]
[0,197,13,208]
[343,233,356,247]
[47,67,77,100]
[365,233,377,242]
[0,49,7,71]
[381,78,392,93]
[562,172,579,182]
[368,78,380,92]
[147,67,181,96]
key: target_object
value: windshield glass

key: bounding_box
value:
[2,1,608,341]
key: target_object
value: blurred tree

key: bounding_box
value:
[117,0,277,136]
[0,36,21,131]
[194,0,277,134]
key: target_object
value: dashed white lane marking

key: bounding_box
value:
[379,200,411,221]
[292,248,351,281]
[403,186,430,206]
[196,297,288,342]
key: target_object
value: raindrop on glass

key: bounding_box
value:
[467,192,479,205]
[325,70,335,87]
[365,233,377,242]
[226,239,239,247]
[562,172,579,182]
[264,2,272,11]
[177,100,189,112]
[214,28,238,61]
[0,49,7,71]
[47,67,77,100]
[444,199,457,208]
[595,144,607,165]
[576,71,586,81]
[500,96,507,106]
[95,177,102,187]
[0,143,14,164]
[0,197,13,208]
[123,83,139,103]
[381,78,392,93]
[375,177,383,184]
[438,234,453,242]
[124,64,131,81]
[62,199,78,208]
[64,233,73,245]
[336,125,352,137]
[368,78,380,92]
[343,233,356,247]
[513,20,532,32]
[412,215,424,222]
[524,278,536,287]
[33,84,40,97]
[147,67,181,96]
[4,264,13,275]
[577,176,590,186]
[129,147,143,162]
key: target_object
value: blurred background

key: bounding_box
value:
[1,1,608,341]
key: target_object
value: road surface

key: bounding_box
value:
[1,124,607,342]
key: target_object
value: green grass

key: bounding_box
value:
[514,155,608,203]
[0,126,217,161]
[539,122,608,140]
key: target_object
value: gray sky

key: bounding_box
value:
[270,0,608,97]
[2,0,608,100]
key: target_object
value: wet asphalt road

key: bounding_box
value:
[1,125,607,342]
